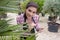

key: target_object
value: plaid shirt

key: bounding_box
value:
[16,13,40,31]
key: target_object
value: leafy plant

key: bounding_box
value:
[0,19,35,40]
[0,19,20,36]
[31,0,45,13]
[42,0,60,16]
[26,34,35,40]
[0,0,23,13]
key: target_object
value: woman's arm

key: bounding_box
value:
[33,15,44,32]
[16,14,24,24]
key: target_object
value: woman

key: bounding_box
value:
[16,2,43,33]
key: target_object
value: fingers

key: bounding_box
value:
[37,28,44,33]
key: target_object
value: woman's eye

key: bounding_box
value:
[28,9,31,12]
[33,12,36,14]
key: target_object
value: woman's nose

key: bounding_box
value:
[30,13,33,16]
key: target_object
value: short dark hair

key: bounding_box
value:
[26,2,38,9]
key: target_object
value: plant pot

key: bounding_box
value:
[48,22,59,32]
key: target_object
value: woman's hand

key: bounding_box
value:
[37,28,44,33]
[30,22,36,27]
[28,22,36,31]
[26,17,36,31]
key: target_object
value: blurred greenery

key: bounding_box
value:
[26,34,35,40]
[0,0,37,40]
[42,0,60,16]
[0,19,20,36]
[20,0,45,13]
[0,0,21,13]
[0,19,21,40]
[0,18,35,40]
[31,0,45,13]
[0,0,22,19]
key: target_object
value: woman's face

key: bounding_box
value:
[26,6,37,18]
